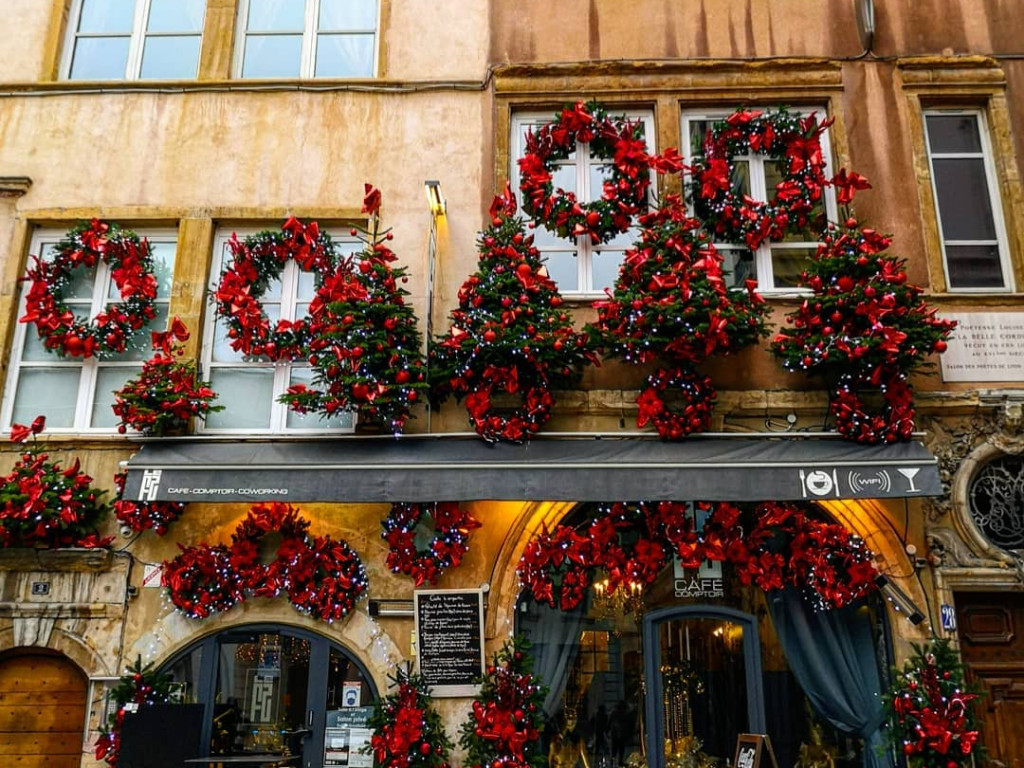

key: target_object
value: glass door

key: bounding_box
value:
[643,607,764,768]
[161,624,378,768]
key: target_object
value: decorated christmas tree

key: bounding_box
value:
[459,636,548,768]
[94,656,175,767]
[772,220,956,443]
[283,185,428,433]
[430,185,595,443]
[366,664,454,768]
[112,317,222,436]
[884,638,981,767]
[590,196,769,438]
[0,417,111,548]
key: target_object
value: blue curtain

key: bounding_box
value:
[767,589,894,768]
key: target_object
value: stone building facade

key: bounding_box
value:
[0,1,1022,766]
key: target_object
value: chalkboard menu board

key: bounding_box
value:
[415,589,485,696]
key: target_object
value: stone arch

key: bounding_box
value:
[0,622,112,678]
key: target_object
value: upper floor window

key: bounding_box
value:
[510,110,656,295]
[236,0,378,78]
[682,108,837,293]
[201,228,359,434]
[2,229,176,433]
[64,0,206,80]
[923,109,1012,292]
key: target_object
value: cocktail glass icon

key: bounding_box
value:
[897,467,920,493]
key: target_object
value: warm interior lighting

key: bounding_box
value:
[424,180,446,216]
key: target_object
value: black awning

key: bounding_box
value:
[120,436,942,503]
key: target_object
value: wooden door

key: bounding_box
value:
[956,592,1024,768]
[0,651,87,768]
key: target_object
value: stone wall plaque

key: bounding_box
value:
[940,312,1024,382]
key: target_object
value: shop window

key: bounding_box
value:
[516,504,888,768]
[235,0,379,78]
[200,227,358,435]
[681,108,837,293]
[509,110,656,295]
[64,0,206,80]
[923,109,1013,291]
[1,229,176,433]
[160,626,377,762]
[968,454,1024,552]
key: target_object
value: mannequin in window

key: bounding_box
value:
[548,708,591,768]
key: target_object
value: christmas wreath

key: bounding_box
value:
[382,502,481,586]
[884,638,981,767]
[636,367,717,440]
[688,108,844,250]
[430,186,596,443]
[162,502,367,622]
[367,663,455,768]
[19,219,158,358]
[112,317,222,436]
[0,417,112,549]
[213,217,344,361]
[518,100,683,244]
[94,656,175,767]
[517,501,878,612]
[772,220,956,444]
[112,471,183,536]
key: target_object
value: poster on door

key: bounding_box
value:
[324,707,374,767]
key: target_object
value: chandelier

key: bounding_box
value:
[592,577,646,626]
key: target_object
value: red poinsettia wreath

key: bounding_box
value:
[162,502,368,622]
[112,317,222,436]
[517,501,878,611]
[213,217,345,360]
[20,219,158,358]
[382,502,481,586]
[519,100,683,244]
[688,108,867,250]
[367,663,454,768]
[0,417,112,549]
[112,471,183,536]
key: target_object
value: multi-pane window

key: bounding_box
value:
[236,0,378,78]
[64,0,206,80]
[923,110,1012,291]
[682,109,837,293]
[2,230,176,432]
[201,229,359,434]
[510,111,656,295]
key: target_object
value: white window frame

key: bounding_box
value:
[510,109,657,297]
[681,107,839,296]
[1,228,178,434]
[234,0,380,79]
[200,227,359,436]
[922,108,1014,293]
[61,0,205,81]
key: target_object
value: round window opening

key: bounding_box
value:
[968,454,1024,551]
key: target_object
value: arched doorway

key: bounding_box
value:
[160,624,379,767]
[0,649,88,768]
